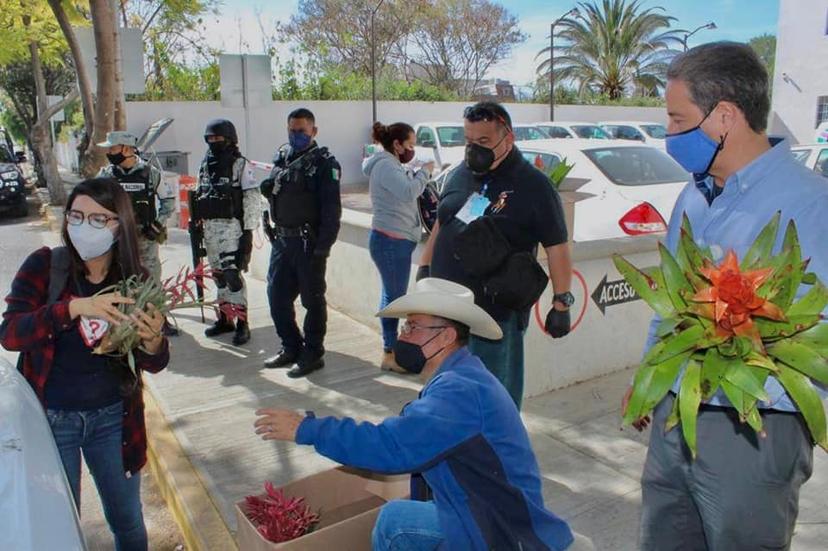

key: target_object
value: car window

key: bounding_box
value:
[521,152,562,176]
[436,126,465,147]
[0,145,13,164]
[416,127,437,147]
[515,127,547,141]
[790,149,811,164]
[541,126,573,139]
[641,124,667,139]
[571,125,611,139]
[583,146,688,186]
[614,125,646,141]
[816,149,828,178]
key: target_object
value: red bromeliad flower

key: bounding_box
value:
[244,483,319,543]
[691,251,786,348]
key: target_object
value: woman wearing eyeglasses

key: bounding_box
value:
[0,178,169,551]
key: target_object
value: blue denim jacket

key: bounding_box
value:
[645,139,828,411]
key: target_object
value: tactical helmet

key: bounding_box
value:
[204,119,238,144]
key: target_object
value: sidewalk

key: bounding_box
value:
[148,227,828,551]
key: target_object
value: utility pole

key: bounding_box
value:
[549,8,579,121]
[371,0,385,124]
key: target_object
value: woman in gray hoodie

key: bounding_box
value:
[363,122,434,372]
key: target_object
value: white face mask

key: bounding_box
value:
[67,222,117,260]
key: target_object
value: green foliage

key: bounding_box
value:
[547,158,575,188]
[134,61,220,101]
[537,0,684,99]
[748,33,776,79]
[615,215,828,456]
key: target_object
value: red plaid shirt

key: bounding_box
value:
[0,247,169,475]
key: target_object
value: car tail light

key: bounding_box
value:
[619,202,667,235]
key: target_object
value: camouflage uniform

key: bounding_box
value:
[98,161,175,282]
[198,156,261,309]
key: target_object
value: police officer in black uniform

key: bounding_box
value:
[261,108,342,378]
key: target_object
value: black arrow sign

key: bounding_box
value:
[591,275,642,315]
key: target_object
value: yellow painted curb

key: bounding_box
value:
[144,387,238,551]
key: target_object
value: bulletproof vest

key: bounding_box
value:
[113,165,156,230]
[196,154,243,220]
[270,146,322,228]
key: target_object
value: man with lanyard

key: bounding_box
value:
[97,131,178,336]
[261,108,342,378]
[418,101,573,408]
[194,119,260,346]
[624,42,828,549]
[254,278,592,550]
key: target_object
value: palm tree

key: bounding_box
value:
[536,0,685,100]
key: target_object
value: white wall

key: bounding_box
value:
[770,0,828,143]
[124,100,667,188]
[249,211,661,397]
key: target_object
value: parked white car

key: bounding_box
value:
[0,357,87,550]
[599,121,667,149]
[431,139,689,242]
[791,144,828,178]
[413,122,466,171]
[512,124,552,142]
[534,121,613,140]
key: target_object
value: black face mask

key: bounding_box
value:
[208,141,228,156]
[107,152,128,166]
[464,133,508,174]
[393,331,445,374]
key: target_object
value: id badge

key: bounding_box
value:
[455,192,490,224]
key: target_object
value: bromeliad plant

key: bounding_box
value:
[92,265,213,375]
[243,482,320,543]
[614,212,828,457]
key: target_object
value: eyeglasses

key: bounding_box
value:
[400,321,449,336]
[65,209,118,229]
[463,105,512,132]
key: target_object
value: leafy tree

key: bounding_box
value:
[407,0,526,97]
[536,0,684,100]
[748,33,776,79]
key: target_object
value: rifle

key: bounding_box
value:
[187,189,207,323]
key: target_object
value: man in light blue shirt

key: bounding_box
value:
[624,42,828,550]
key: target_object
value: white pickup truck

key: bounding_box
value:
[413,122,467,172]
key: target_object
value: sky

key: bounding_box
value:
[202,0,780,87]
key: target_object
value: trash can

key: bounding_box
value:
[153,151,190,175]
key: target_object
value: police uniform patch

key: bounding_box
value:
[332,167,340,181]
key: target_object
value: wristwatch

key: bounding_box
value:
[553,292,575,308]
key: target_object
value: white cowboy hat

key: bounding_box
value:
[377,278,502,340]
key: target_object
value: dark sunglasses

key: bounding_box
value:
[463,105,513,133]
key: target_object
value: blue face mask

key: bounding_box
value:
[289,130,313,151]
[665,109,726,175]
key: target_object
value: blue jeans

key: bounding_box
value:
[372,500,444,551]
[369,230,417,350]
[469,312,525,408]
[46,401,148,551]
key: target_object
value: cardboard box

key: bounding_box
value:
[557,176,594,244]
[236,467,410,551]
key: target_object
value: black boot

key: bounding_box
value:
[233,319,251,346]
[264,349,299,369]
[205,312,235,337]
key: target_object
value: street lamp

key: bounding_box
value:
[682,21,716,51]
[370,0,385,123]
[549,7,579,121]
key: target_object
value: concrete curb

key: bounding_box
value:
[144,387,238,551]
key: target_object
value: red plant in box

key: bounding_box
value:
[244,482,320,543]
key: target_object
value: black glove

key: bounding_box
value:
[544,307,571,338]
[416,265,430,281]
[237,229,254,272]
[143,221,166,243]
[260,177,276,198]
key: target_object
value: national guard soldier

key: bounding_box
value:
[97,130,178,336]
[261,108,342,378]
[193,119,259,346]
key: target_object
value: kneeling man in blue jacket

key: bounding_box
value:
[255,278,589,550]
